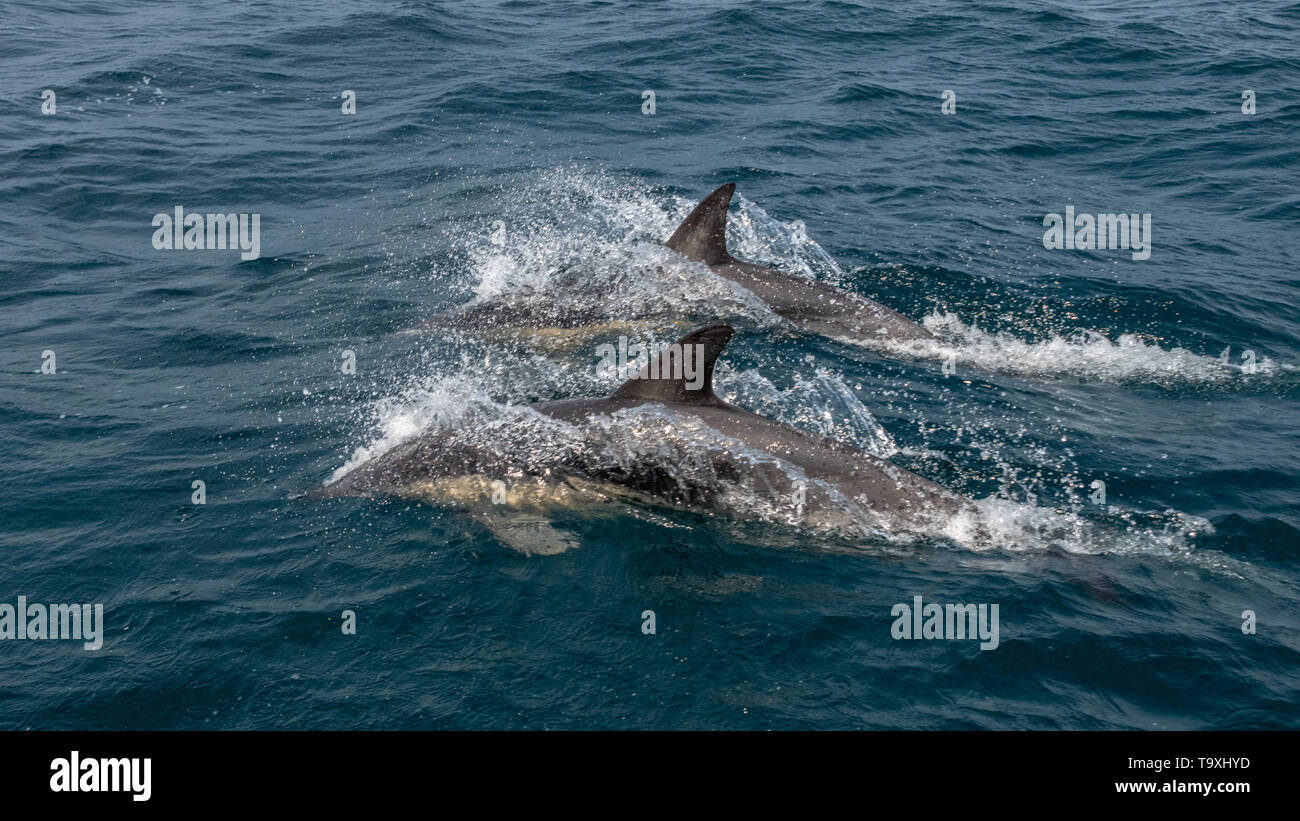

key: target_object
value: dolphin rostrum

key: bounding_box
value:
[666,183,937,345]
[324,325,973,552]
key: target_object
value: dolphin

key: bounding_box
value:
[666,183,937,345]
[323,325,973,552]
[418,184,936,353]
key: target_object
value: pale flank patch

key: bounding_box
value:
[481,318,694,352]
[403,474,647,555]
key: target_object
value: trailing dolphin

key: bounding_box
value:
[418,183,936,353]
[666,183,936,345]
[323,325,975,552]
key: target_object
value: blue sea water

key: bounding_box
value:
[1,0,1298,729]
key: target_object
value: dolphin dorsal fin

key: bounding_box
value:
[613,325,734,406]
[665,183,735,265]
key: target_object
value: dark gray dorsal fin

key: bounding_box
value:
[613,325,734,406]
[665,183,735,265]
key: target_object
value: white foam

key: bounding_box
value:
[854,311,1283,385]
[328,376,497,484]
[452,172,789,328]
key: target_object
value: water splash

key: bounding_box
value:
[455,170,777,327]
[730,193,847,285]
[859,311,1283,385]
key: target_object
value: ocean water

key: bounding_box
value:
[1,0,1298,729]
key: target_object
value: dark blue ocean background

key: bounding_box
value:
[2,0,1298,729]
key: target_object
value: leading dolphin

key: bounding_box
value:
[323,325,973,552]
[666,183,937,345]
